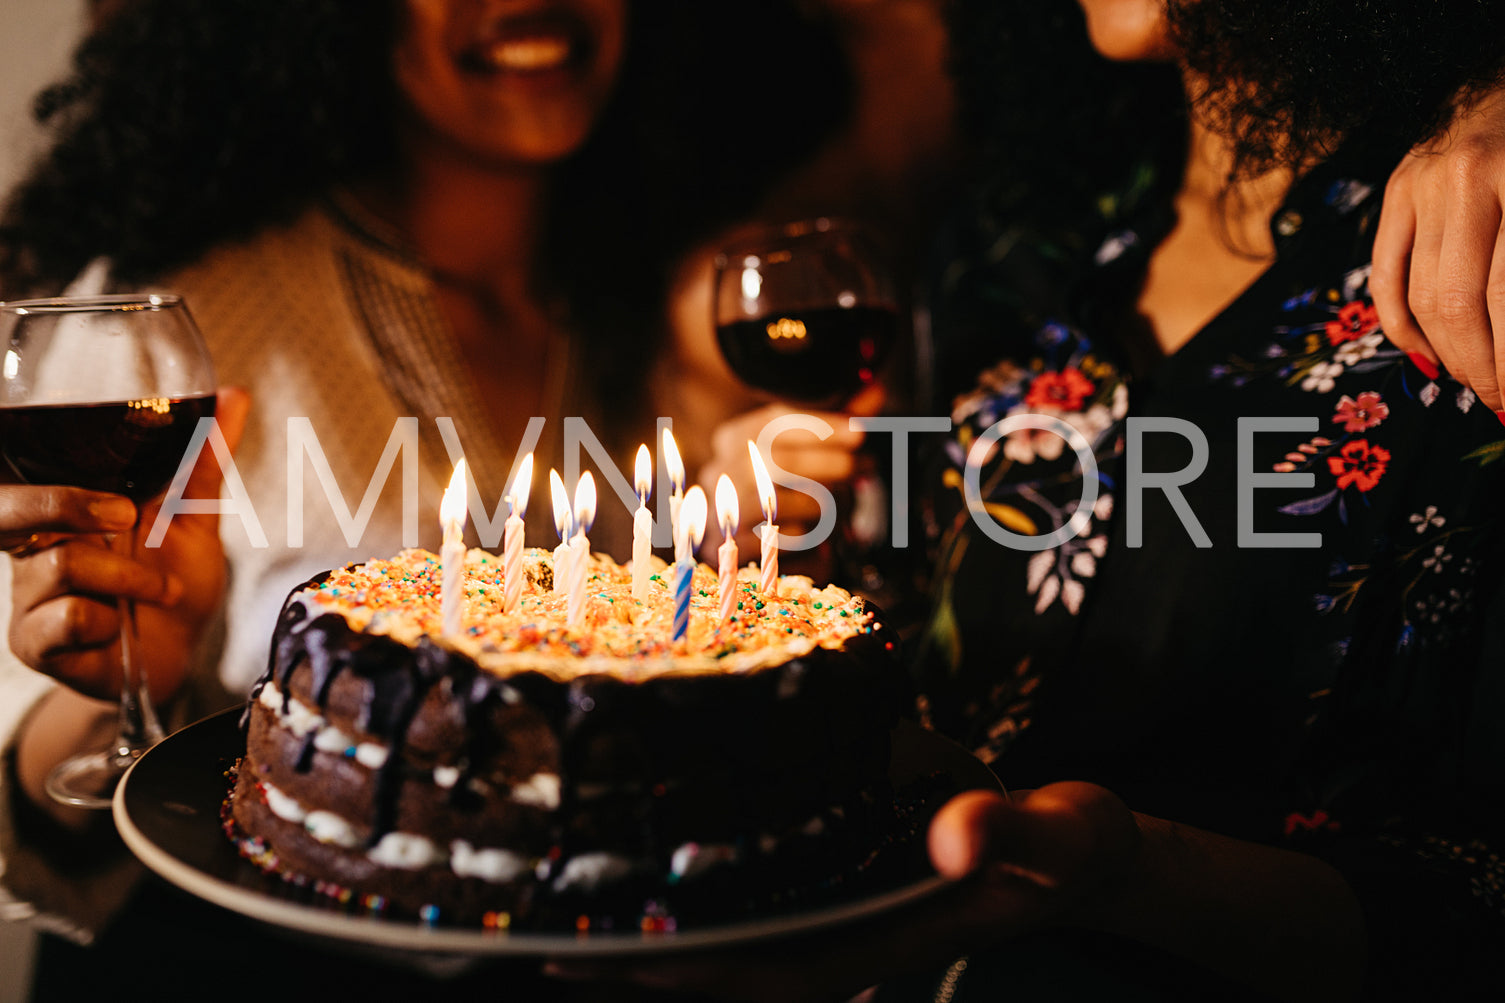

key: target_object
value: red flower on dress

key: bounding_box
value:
[1024,367,1096,412]
[1283,809,1340,837]
[1332,391,1390,433]
[1325,300,1380,345]
[1326,439,1390,492]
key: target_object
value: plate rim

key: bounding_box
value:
[113,708,964,958]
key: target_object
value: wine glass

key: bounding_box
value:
[711,218,902,597]
[0,294,216,808]
[711,217,899,409]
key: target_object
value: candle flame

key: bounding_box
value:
[549,468,572,540]
[747,441,776,524]
[573,472,597,537]
[680,484,708,553]
[662,427,685,494]
[506,452,534,521]
[441,458,469,529]
[715,474,739,538]
[634,444,652,504]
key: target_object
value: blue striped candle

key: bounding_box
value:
[671,486,708,645]
[672,555,693,642]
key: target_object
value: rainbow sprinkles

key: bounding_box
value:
[303,547,877,676]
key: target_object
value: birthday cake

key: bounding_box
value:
[225,546,905,929]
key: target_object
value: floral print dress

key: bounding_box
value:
[914,149,1505,994]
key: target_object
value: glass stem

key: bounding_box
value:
[114,524,163,759]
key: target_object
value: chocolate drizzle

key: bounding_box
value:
[450,672,499,811]
[241,570,905,875]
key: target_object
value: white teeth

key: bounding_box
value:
[484,36,571,71]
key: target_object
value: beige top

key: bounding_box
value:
[0,196,640,940]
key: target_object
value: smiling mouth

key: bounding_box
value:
[460,12,588,76]
[482,35,572,72]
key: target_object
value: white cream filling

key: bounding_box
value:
[451,840,530,882]
[304,810,360,848]
[258,780,538,883]
[509,772,561,809]
[261,682,554,800]
[368,832,447,870]
[263,781,307,824]
[258,779,808,889]
[550,852,637,893]
[669,841,739,882]
[253,682,835,891]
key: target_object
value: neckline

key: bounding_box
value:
[322,188,426,271]
[1095,153,1384,390]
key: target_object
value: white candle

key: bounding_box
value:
[440,458,469,638]
[567,472,596,627]
[714,474,739,627]
[632,444,653,601]
[672,486,708,645]
[549,468,572,596]
[502,452,533,614]
[662,426,685,549]
[748,441,779,598]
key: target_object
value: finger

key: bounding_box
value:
[1406,195,1470,382]
[777,489,831,528]
[1483,225,1505,411]
[768,423,866,459]
[744,405,867,451]
[930,784,1138,892]
[1432,188,1501,395]
[929,789,1016,878]
[768,447,860,487]
[0,531,63,558]
[0,485,136,538]
[1371,174,1429,358]
[182,385,251,500]
[11,539,182,612]
[845,381,888,419]
[9,598,123,694]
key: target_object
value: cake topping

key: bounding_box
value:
[298,547,875,677]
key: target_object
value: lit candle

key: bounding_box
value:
[440,458,469,638]
[632,444,653,600]
[715,474,739,627]
[662,426,685,548]
[748,441,779,598]
[549,468,573,595]
[502,452,532,614]
[672,485,707,645]
[567,472,597,627]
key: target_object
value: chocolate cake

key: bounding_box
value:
[226,547,905,929]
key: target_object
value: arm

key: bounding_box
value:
[931,786,1367,1002]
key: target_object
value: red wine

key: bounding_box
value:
[716,305,897,407]
[0,395,217,502]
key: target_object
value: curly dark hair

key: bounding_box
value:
[0,0,850,302]
[1169,0,1505,185]
[949,0,1505,230]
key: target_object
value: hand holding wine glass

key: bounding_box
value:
[710,218,903,592]
[0,294,221,808]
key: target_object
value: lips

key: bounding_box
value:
[458,10,589,75]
